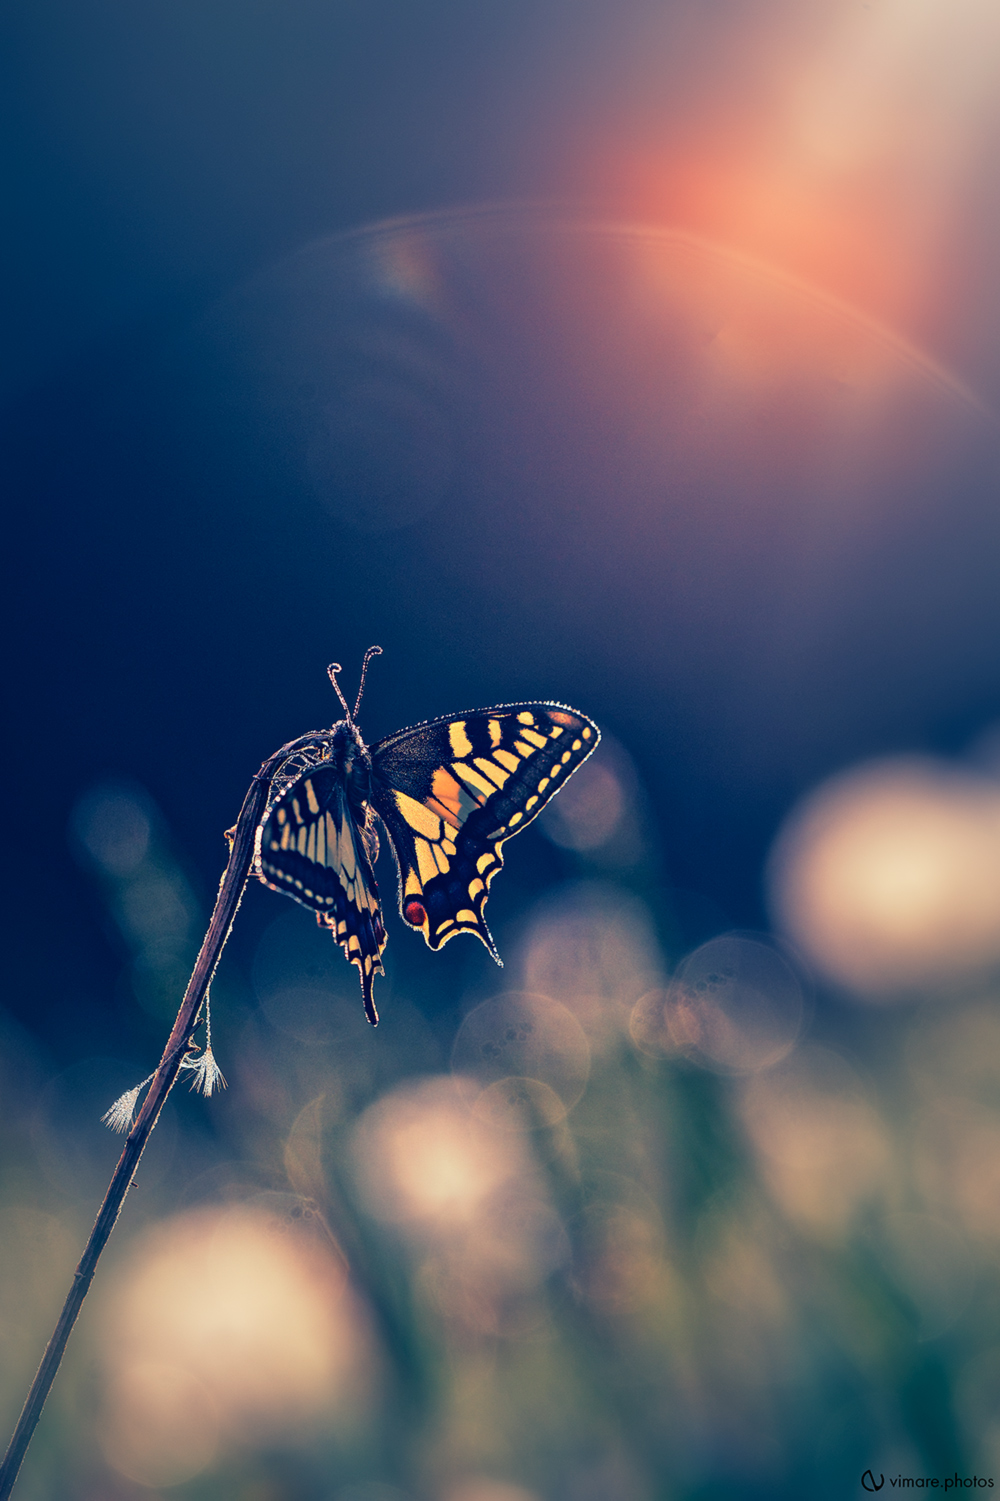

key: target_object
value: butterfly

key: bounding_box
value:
[254,647,600,1025]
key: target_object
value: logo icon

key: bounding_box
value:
[862,1473,885,1492]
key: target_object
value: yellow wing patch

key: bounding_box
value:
[448,720,474,757]
[393,790,441,840]
[425,767,479,828]
[370,703,600,963]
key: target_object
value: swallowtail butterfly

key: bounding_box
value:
[255,648,600,1024]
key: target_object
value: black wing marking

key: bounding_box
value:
[368,703,599,956]
[256,763,387,1024]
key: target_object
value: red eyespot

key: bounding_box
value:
[404,899,427,926]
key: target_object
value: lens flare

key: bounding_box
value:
[451,991,591,1127]
[630,934,803,1073]
[594,0,1000,327]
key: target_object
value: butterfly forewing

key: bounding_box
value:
[369,704,599,954]
[256,763,387,1023]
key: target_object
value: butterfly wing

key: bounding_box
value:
[369,703,599,956]
[256,762,387,1024]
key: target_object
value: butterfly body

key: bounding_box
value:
[255,678,599,1025]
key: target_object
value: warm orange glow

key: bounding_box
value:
[769,758,1000,997]
[587,0,1000,330]
[600,149,925,330]
[611,227,974,415]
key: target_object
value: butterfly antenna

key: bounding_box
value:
[354,645,383,719]
[327,662,352,721]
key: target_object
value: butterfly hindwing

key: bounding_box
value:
[256,763,387,1023]
[369,703,599,955]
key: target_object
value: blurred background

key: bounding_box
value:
[4,0,1000,1497]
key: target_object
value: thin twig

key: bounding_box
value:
[0,731,325,1501]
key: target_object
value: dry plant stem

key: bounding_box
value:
[0,734,316,1501]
